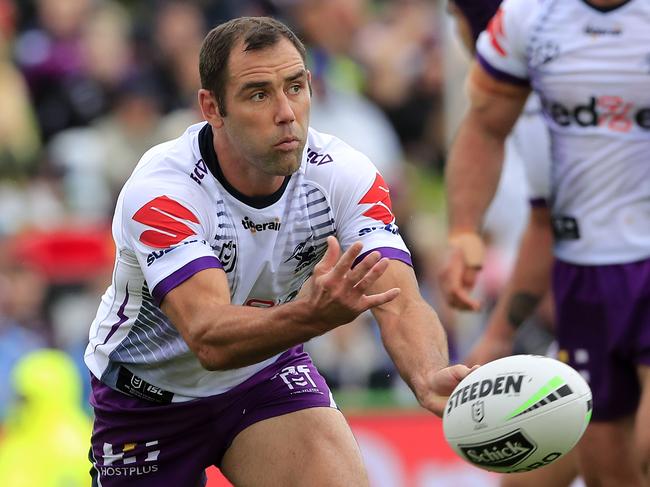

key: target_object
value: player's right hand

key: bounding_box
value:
[438,232,485,311]
[304,236,400,329]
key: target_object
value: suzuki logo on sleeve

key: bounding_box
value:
[358,173,395,225]
[133,196,199,248]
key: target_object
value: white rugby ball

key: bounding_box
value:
[443,354,592,473]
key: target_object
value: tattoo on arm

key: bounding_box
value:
[507,293,541,329]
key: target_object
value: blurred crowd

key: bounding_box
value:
[0,0,540,441]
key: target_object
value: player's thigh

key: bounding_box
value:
[500,449,578,487]
[221,407,368,487]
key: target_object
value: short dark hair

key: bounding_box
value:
[199,16,307,116]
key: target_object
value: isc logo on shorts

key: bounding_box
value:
[98,441,160,477]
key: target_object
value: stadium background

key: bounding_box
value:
[0,0,554,485]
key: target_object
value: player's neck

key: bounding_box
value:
[213,134,286,198]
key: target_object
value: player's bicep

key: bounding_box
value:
[161,267,231,340]
[467,61,531,138]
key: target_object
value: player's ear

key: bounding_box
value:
[198,89,224,128]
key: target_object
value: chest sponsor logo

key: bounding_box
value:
[543,95,650,132]
[446,374,524,415]
[584,23,622,36]
[358,173,394,225]
[133,196,199,248]
[241,216,281,233]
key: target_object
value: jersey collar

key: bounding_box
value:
[581,0,633,13]
[198,123,291,209]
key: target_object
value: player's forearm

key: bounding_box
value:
[486,208,553,337]
[445,113,506,234]
[375,298,449,404]
[178,300,326,371]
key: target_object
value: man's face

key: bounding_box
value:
[220,37,310,177]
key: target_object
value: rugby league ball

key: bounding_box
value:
[443,354,592,473]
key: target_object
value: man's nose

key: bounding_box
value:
[275,93,296,124]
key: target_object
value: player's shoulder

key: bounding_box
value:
[120,123,211,215]
[499,0,548,17]
[302,127,378,184]
[488,0,549,37]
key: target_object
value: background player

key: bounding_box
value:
[445,1,578,486]
[441,0,650,485]
[85,16,473,486]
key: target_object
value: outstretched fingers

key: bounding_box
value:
[346,250,381,283]
[361,286,400,309]
[313,236,342,275]
[353,255,389,293]
[330,240,364,278]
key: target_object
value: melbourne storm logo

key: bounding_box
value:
[285,234,321,273]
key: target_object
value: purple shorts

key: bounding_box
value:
[89,346,336,486]
[553,258,650,421]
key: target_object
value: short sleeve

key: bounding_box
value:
[475,0,535,85]
[121,183,222,305]
[330,152,412,267]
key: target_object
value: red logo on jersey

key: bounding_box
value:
[487,8,507,57]
[358,173,394,225]
[133,196,199,248]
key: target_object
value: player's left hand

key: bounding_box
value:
[416,364,479,417]
[439,232,485,311]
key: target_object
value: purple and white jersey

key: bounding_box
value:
[510,94,551,204]
[85,123,411,400]
[477,0,650,265]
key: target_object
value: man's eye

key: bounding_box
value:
[251,92,266,101]
[289,84,302,94]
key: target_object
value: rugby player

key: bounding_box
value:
[446,1,577,486]
[441,0,650,485]
[85,16,473,486]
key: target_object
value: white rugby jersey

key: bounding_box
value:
[510,94,551,204]
[477,0,650,265]
[85,123,411,400]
